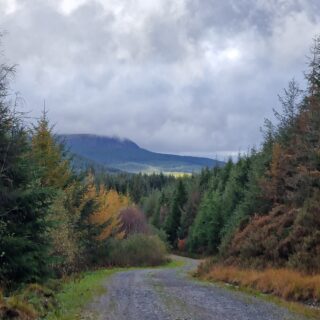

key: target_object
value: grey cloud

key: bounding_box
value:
[185,0,272,35]
[1,0,320,159]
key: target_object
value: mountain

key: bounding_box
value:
[61,134,223,174]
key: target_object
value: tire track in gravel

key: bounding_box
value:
[82,256,308,320]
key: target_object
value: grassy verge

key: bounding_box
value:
[163,258,185,268]
[46,257,182,320]
[213,279,320,319]
[45,269,119,320]
[195,260,320,319]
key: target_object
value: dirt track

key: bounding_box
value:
[82,256,306,320]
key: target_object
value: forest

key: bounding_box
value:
[1,35,320,319]
[139,37,320,274]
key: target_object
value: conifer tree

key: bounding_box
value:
[178,187,201,240]
[31,110,71,189]
[165,179,187,246]
[89,187,128,241]
[0,63,53,286]
[188,190,222,253]
[151,191,166,228]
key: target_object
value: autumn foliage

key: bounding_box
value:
[85,180,130,241]
[177,238,187,251]
[119,207,150,237]
[197,260,320,303]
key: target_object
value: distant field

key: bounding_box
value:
[163,172,192,177]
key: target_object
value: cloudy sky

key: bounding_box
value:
[1,0,320,159]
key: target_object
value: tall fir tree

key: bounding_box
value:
[31,110,71,189]
[0,65,53,286]
[165,179,187,246]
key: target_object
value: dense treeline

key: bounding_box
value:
[0,99,131,289]
[1,34,320,318]
[95,171,175,204]
[0,49,167,298]
[140,37,320,273]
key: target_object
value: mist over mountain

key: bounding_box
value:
[61,134,223,173]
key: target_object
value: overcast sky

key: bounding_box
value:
[1,0,320,159]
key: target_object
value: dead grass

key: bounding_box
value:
[0,283,60,320]
[197,260,320,303]
[0,294,37,320]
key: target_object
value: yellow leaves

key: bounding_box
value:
[91,187,129,241]
[83,175,130,241]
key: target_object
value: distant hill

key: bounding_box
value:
[61,134,223,174]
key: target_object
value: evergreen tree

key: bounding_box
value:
[0,64,53,286]
[219,149,271,254]
[220,158,249,222]
[151,191,167,229]
[142,189,160,220]
[30,111,86,275]
[164,179,187,246]
[178,185,201,240]
[188,190,223,253]
[31,110,71,189]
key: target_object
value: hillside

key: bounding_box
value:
[61,134,223,173]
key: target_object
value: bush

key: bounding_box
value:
[151,227,172,251]
[119,207,150,237]
[107,234,168,267]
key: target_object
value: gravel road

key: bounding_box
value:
[83,256,307,320]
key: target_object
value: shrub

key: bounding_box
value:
[154,227,171,251]
[119,207,150,237]
[107,234,168,267]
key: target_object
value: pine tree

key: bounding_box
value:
[165,180,187,246]
[31,110,71,189]
[30,110,86,275]
[188,190,222,253]
[0,64,53,286]
[151,191,166,228]
[306,36,320,97]
[178,186,201,240]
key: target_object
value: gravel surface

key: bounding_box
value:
[83,256,307,320]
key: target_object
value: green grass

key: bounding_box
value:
[45,269,119,320]
[45,258,183,320]
[162,258,185,268]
